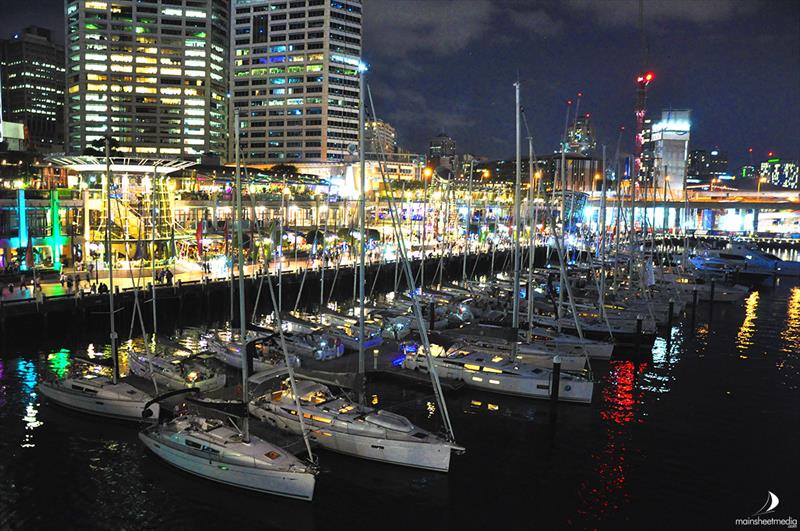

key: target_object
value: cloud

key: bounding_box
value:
[510,9,564,37]
[564,0,759,26]
[365,0,495,57]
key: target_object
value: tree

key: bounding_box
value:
[270,163,299,175]
[83,137,122,156]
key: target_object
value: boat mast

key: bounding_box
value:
[357,65,367,403]
[151,166,158,335]
[366,84,456,443]
[462,160,474,285]
[526,134,535,341]
[106,136,119,384]
[511,81,522,336]
[234,119,250,443]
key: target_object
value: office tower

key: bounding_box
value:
[428,132,456,168]
[651,109,691,191]
[231,0,362,163]
[65,0,229,158]
[364,118,396,156]
[566,113,596,156]
[0,27,65,152]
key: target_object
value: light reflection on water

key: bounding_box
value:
[17,359,42,448]
[779,287,800,390]
[736,291,759,355]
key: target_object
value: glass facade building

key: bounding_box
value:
[231,0,362,163]
[65,0,229,158]
[0,27,65,152]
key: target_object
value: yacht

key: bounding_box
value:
[140,414,316,500]
[128,347,226,393]
[401,343,594,403]
[690,243,800,277]
[38,374,158,421]
[204,329,300,372]
[249,378,462,472]
[316,310,384,351]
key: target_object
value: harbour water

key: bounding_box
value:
[0,278,798,529]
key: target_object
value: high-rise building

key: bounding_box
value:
[760,158,799,189]
[565,113,596,156]
[65,0,230,158]
[708,149,728,180]
[0,27,65,152]
[231,0,362,163]
[651,109,691,192]
[428,132,456,168]
[687,149,709,184]
[364,118,396,156]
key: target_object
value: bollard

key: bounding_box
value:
[635,314,643,351]
[373,349,378,371]
[429,301,436,331]
[551,355,561,402]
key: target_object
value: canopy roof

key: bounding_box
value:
[46,156,195,175]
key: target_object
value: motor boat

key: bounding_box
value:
[140,414,316,500]
[38,374,158,421]
[249,378,462,472]
[690,243,800,278]
[401,342,594,403]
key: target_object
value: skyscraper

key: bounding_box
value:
[708,149,728,180]
[364,118,396,156]
[565,113,596,156]
[65,0,229,158]
[760,158,799,189]
[428,132,456,168]
[231,0,362,163]
[0,27,65,152]
[651,109,691,192]
[687,149,709,184]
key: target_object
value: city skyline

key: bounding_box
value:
[0,0,798,170]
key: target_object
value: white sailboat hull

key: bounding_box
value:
[139,432,315,500]
[129,355,227,393]
[38,380,158,421]
[250,407,453,472]
[405,359,593,403]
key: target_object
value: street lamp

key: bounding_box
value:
[758,176,768,198]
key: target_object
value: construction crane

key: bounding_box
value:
[633,0,654,184]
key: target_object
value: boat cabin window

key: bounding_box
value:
[412,432,429,439]
[265,451,281,460]
[718,253,745,261]
[72,385,97,394]
[185,439,202,450]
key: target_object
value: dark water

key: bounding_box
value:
[1,280,799,530]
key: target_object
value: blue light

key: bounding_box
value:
[391,355,405,367]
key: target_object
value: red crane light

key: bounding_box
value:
[645,71,654,82]
[768,151,774,157]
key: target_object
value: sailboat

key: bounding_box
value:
[252,81,465,470]
[139,122,317,500]
[39,137,158,421]
[249,377,462,471]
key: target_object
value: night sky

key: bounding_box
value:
[3,0,798,169]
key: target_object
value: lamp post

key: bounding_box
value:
[758,176,767,198]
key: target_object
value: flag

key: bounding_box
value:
[25,233,34,270]
[196,219,203,258]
